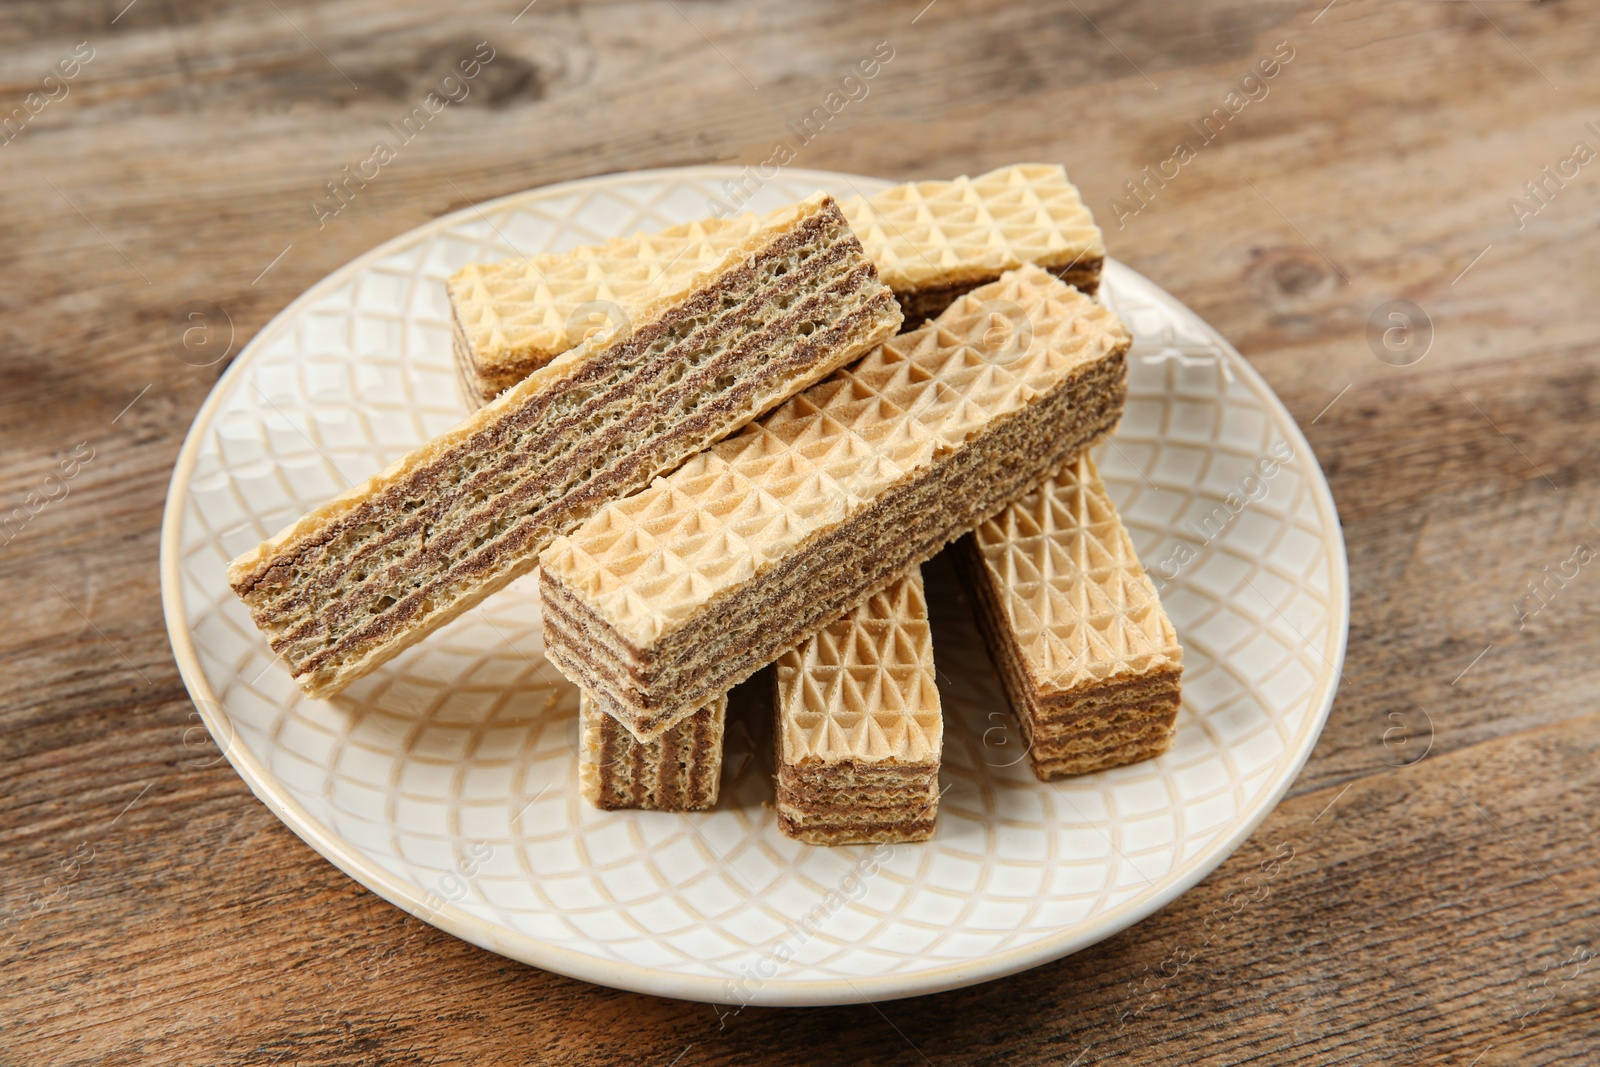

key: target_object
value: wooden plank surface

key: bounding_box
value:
[3,0,1597,1063]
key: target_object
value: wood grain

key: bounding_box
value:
[2,0,1597,1063]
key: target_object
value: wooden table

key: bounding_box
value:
[4,1,1596,1062]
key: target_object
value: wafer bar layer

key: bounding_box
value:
[774,570,942,845]
[845,163,1105,323]
[449,214,766,404]
[956,455,1183,780]
[449,165,1104,403]
[579,690,726,811]
[540,264,1130,741]
[228,193,902,699]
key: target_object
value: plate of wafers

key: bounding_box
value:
[161,164,1348,1005]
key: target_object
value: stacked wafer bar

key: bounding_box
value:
[540,264,1130,743]
[774,570,942,845]
[447,171,1104,833]
[228,193,901,698]
[448,164,1104,403]
[579,691,726,811]
[842,164,1104,323]
[957,455,1184,779]
[449,213,764,404]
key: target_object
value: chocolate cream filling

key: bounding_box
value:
[892,256,1103,327]
[592,704,721,811]
[776,813,936,843]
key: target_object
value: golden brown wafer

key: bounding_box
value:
[956,455,1183,779]
[449,165,1104,403]
[540,264,1129,741]
[229,193,901,698]
[773,569,942,845]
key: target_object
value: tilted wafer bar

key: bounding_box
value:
[579,690,726,811]
[956,455,1183,780]
[774,570,942,845]
[449,214,767,404]
[449,165,1103,402]
[540,264,1130,741]
[229,193,902,699]
[842,163,1105,323]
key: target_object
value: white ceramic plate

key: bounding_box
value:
[161,166,1348,1006]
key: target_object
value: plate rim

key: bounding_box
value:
[159,164,1350,1006]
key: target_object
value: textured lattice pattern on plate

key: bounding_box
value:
[447,165,1102,398]
[971,454,1182,692]
[776,570,942,766]
[164,167,1346,1004]
[542,263,1129,649]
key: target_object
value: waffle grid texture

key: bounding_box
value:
[958,454,1184,780]
[842,163,1104,316]
[228,193,900,698]
[448,164,1104,402]
[773,569,943,845]
[540,263,1130,741]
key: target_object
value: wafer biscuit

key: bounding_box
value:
[540,264,1130,741]
[845,163,1104,323]
[579,690,726,811]
[774,570,942,845]
[956,455,1183,779]
[229,194,902,699]
[449,165,1103,402]
[449,214,767,404]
